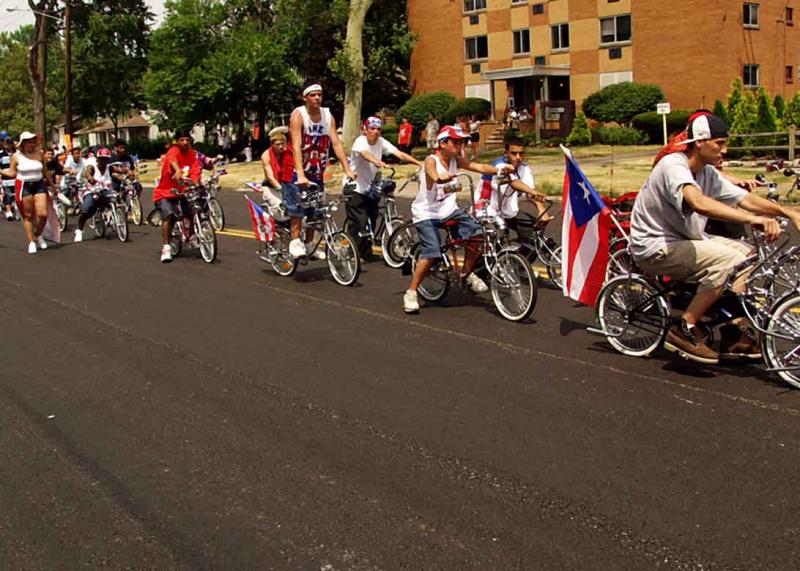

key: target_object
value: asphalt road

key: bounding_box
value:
[1,185,799,570]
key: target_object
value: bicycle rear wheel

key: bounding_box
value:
[326,231,360,286]
[114,206,128,242]
[764,293,800,389]
[490,251,537,321]
[198,219,217,263]
[381,217,404,268]
[208,198,225,231]
[596,274,670,357]
[268,226,297,276]
[412,244,449,302]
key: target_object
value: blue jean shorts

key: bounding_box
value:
[282,180,323,218]
[81,189,110,216]
[19,180,45,197]
[414,210,483,259]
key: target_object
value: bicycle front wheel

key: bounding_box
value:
[546,245,563,289]
[326,231,360,286]
[605,247,633,282]
[198,219,217,263]
[208,198,225,231]
[764,293,800,389]
[114,206,128,242]
[596,275,670,357]
[386,219,417,268]
[490,251,537,322]
[130,195,143,225]
[412,244,449,302]
[55,202,68,232]
[89,211,105,238]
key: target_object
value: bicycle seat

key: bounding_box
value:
[441,219,460,228]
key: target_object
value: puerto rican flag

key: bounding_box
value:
[245,195,276,242]
[560,147,610,306]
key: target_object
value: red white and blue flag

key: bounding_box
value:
[245,195,276,242]
[560,147,610,306]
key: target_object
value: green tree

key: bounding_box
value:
[730,90,758,134]
[581,82,664,126]
[784,92,800,126]
[774,95,786,127]
[726,77,744,122]
[70,0,153,134]
[566,112,591,146]
[712,99,728,125]
[755,86,778,133]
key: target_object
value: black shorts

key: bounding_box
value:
[156,197,190,220]
[470,133,480,143]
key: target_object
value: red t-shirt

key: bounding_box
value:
[153,146,202,203]
[268,147,295,184]
[398,122,413,146]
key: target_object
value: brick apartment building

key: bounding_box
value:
[409,0,800,126]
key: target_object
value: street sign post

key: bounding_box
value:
[657,103,671,145]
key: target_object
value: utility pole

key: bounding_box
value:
[27,0,48,136]
[64,0,73,147]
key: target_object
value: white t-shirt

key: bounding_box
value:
[475,159,535,219]
[412,155,459,222]
[350,135,399,194]
[64,156,87,183]
[630,152,747,260]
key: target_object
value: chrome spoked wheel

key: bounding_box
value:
[764,293,800,389]
[198,219,217,263]
[208,198,225,231]
[113,206,128,242]
[130,195,143,225]
[545,245,563,289]
[596,275,670,357]
[412,244,449,302]
[268,227,297,276]
[490,251,537,322]
[386,220,417,267]
[605,247,634,282]
[169,226,182,257]
[55,202,68,232]
[381,218,405,269]
[326,231,360,286]
[88,211,105,238]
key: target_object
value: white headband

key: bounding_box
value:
[303,84,322,96]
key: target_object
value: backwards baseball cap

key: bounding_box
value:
[18,131,36,143]
[437,125,470,142]
[268,125,289,141]
[364,116,382,129]
[683,114,729,144]
[97,147,112,158]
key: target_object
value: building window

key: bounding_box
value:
[599,71,633,88]
[787,65,794,83]
[513,29,531,55]
[532,3,544,14]
[464,0,486,12]
[465,35,488,61]
[471,63,481,74]
[609,47,622,59]
[469,14,479,25]
[551,23,569,50]
[743,64,760,87]
[787,7,794,25]
[743,3,759,27]
[511,0,527,4]
[600,14,632,44]
[534,55,546,65]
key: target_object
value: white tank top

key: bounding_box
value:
[411,155,459,222]
[15,151,43,182]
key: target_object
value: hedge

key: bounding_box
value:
[396,91,458,138]
[443,98,491,124]
[631,110,692,143]
[591,126,646,146]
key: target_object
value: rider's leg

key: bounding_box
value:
[345,192,371,258]
[460,237,484,276]
[408,219,443,291]
[162,216,174,244]
[76,194,95,230]
[683,286,724,326]
[409,258,436,290]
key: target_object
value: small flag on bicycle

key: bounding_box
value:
[559,146,610,306]
[245,195,275,242]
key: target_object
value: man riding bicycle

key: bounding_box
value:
[476,136,551,242]
[288,80,356,260]
[111,139,142,196]
[74,147,116,242]
[153,128,202,263]
[630,113,800,363]
[403,125,512,314]
[346,116,420,260]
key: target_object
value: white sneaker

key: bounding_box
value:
[4,211,12,221]
[27,241,37,254]
[307,242,326,260]
[289,238,306,259]
[403,289,420,313]
[36,236,47,250]
[160,245,173,263]
[73,229,83,243]
[464,273,488,294]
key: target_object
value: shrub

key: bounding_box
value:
[774,95,786,127]
[381,123,399,146]
[566,112,591,146]
[631,109,691,143]
[785,92,800,126]
[396,91,458,135]
[730,90,759,134]
[591,126,645,146]
[727,77,744,121]
[712,99,728,125]
[443,97,491,124]
[755,86,778,133]
[581,82,665,126]
[127,136,173,160]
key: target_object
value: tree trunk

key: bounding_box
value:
[28,0,48,137]
[341,0,375,151]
